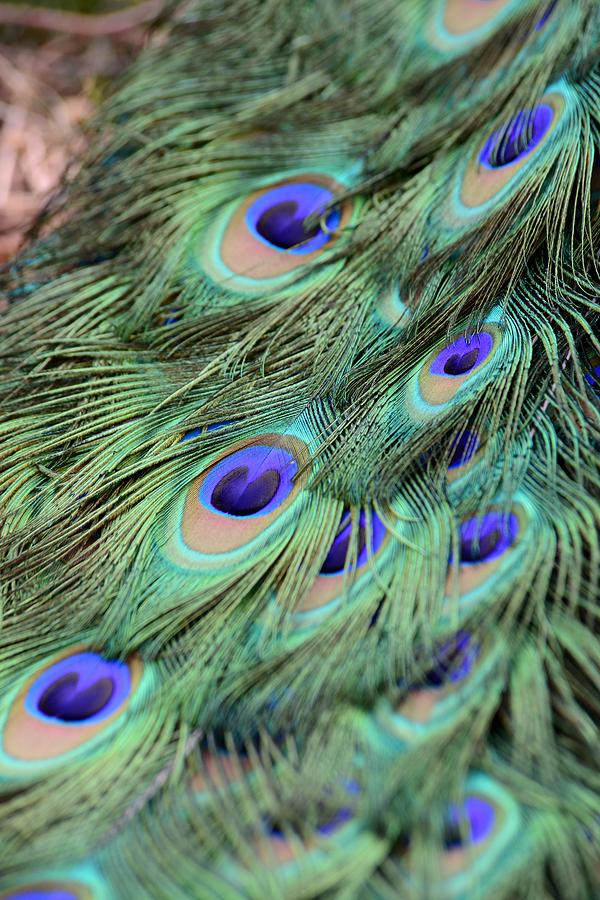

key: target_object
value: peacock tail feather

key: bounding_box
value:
[0,0,599,897]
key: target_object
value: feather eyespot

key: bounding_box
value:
[191,733,257,798]
[255,785,361,870]
[207,455,290,518]
[429,0,527,47]
[435,776,523,886]
[479,105,554,170]
[430,332,493,377]
[2,888,81,900]
[265,803,355,851]
[166,435,311,567]
[388,632,481,731]
[455,511,519,565]
[397,775,523,895]
[319,509,387,576]
[246,182,340,255]
[197,445,296,519]
[448,428,480,470]
[443,794,496,849]
[445,505,528,611]
[291,509,388,620]
[198,174,354,294]
[422,631,480,689]
[446,426,490,490]
[414,325,502,411]
[458,89,565,211]
[36,672,116,723]
[0,648,143,770]
[369,631,502,748]
[26,653,130,726]
[0,868,107,900]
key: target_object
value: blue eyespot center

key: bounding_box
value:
[457,511,519,564]
[423,631,479,688]
[5,890,79,900]
[444,348,479,375]
[430,332,493,377]
[211,465,281,516]
[200,445,298,519]
[317,806,354,836]
[26,652,131,725]
[448,429,480,469]
[256,201,320,250]
[320,511,359,574]
[479,104,554,169]
[444,795,496,849]
[246,182,341,255]
[584,364,600,387]
[320,509,386,575]
[37,672,115,722]
[535,0,557,31]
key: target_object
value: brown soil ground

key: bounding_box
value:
[0,3,156,261]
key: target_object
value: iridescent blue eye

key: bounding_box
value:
[480,105,554,169]
[246,183,341,255]
[423,631,480,688]
[200,174,353,293]
[584,364,600,387]
[320,509,386,575]
[430,333,493,377]
[443,795,496,849]
[535,0,557,30]
[5,892,78,900]
[26,652,131,725]
[266,820,286,839]
[317,806,354,836]
[163,307,181,325]
[200,445,298,518]
[448,429,480,469]
[458,512,519,564]
[181,421,234,441]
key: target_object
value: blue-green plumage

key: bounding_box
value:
[0,0,599,897]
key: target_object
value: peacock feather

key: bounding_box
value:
[0,0,599,897]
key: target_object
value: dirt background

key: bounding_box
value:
[0,1,159,261]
